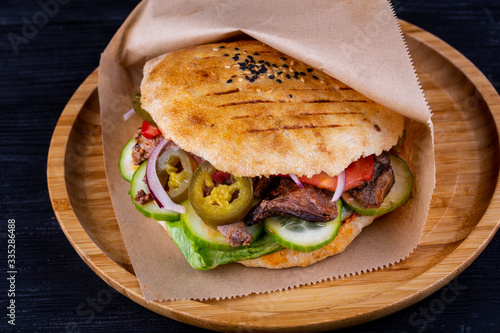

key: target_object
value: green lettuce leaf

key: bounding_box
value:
[165,221,283,270]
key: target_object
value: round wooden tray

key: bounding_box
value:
[47,21,500,332]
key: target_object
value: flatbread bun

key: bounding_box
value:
[239,214,376,269]
[141,41,404,178]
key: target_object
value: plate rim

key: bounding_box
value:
[47,20,500,331]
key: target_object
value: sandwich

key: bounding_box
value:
[119,40,413,270]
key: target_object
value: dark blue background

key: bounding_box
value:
[1,1,499,332]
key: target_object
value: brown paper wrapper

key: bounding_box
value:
[98,0,435,301]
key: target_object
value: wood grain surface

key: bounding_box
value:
[2,0,500,332]
[46,19,500,332]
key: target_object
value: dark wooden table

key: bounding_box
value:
[1,1,499,332]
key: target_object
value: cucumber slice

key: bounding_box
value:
[180,200,264,251]
[119,138,139,182]
[264,200,342,252]
[341,204,354,221]
[130,162,180,221]
[342,154,413,216]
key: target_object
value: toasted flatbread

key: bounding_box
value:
[141,41,404,178]
[239,214,376,269]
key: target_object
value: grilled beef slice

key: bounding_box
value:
[217,221,253,247]
[131,129,163,165]
[345,152,395,208]
[252,176,280,199]
[245,178,338,225]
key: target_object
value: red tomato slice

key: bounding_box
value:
[141,120,161,139]
[298,155,374,191]
[212,171,231,184]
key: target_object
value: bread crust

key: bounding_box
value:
[141,41,404,178]
[238,214,376,269]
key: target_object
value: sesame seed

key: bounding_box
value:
[258,60,264,63]
[265,62,271,66]
[291,60,296,66]
[239,78,243,81]
[277,79,282,83]
[213,48,219,51]
[256,88,261,92]
[280,57,287,60]
[312,75,319,80]
[232,56,239,61]
[269,75,275,79]
[226,79,233,83]
[259,74,265,79]
[254,52,259,55]
[245,75,251,81]
[224,65,231,68]
[289,68,294,72]
[294,75,299,79]
[300,72,306,76]
[247,55,254,60]
[272,64,278,68]
[219,46,225,48]
[266,89,273,93]
[224,54,229,57]
[307,68,313,72]
[259,66,267,73]
[277,71,283,75]
[286,74,291,79]
[245,59,249,64]
[235,47,239,50]
[320,80,325,84]
[300,77,305,82]
[282,64,289,68]
[289,94,293,98]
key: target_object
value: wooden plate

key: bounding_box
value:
[47,21,500,332]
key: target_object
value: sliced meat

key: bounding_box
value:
[131,128,204,166]
[131,129,163,165]
[346,152,395,208]
[245,178,338,225]
[134,189,153,205]
[217,221,253,247]
[252,176,280,199]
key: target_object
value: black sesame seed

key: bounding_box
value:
[224,54,229,57]
[238,62,246,67]
[282,64,289,68]
[258,60,264,63]
[300,72,306,76]
[289,94,293,98]
[232,57,239,61]
[294,71,299,75]
[235,47,239,50]
[280,57,287,60]
[286,74,291,79]
[312,75,319,80]
[272,64,278,68]
[254,52,259,55]
[219,46,225,48]
[252,75,259,80]
[226,79,233,83]
[247,55,254,60]
[294,75,299,79]
[245,59,249,64]
[277,71,283,75]
[245,75,251,81]
[265,61,271,66]
[307,68,313,72]
[269,75,275,79]
[277,79,282,83]
[235,53,240,56]
[259,67,267,73]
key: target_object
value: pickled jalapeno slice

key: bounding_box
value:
[156,148,197,204]
[189,161,253,226]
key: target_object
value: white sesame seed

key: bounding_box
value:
[300,77,305,83]
[291,60,296,66]
[213,48,219,51]
[289,67,294,72]
[256,88,261,92]
[239,78,243,82]
[266,89,272,94]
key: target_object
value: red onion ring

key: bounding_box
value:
[331,169,346,202]
[289,173,304,188]
[146,139,186,214]
[123,108,135,121]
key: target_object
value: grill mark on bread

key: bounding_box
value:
[248,124,351,133]
[207,88,240,96]
[299,112,363,116]
[218,99,368,107]
[218,99,275,107]
[305,99,368,103]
